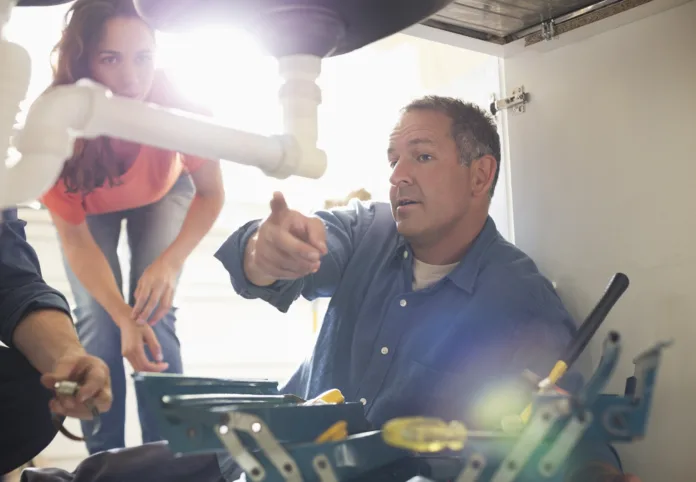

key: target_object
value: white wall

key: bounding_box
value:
[503,1,696,480]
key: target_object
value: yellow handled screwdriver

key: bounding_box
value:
[302,388,345,406]
[382,417,468,453]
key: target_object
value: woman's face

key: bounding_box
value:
[89,16,156,101]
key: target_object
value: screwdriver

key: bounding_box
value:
[382,417,468,452]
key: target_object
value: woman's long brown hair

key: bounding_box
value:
[50,0,204,195]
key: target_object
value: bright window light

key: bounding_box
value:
[156,28,427,217]
[156,28,282,135]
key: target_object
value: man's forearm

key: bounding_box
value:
[12,308,86,374]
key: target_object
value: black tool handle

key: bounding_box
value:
[564,272,630,366]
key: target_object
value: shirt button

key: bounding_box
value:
[403,250,409,259]
[380,346,389,355]
[360,398,367,405]
[400,299,407,307]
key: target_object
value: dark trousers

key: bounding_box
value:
[19,443,231,482]
[0,347,57,475]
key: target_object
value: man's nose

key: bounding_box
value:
[389,159,413,186]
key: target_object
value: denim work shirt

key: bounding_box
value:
[215,201,580,425]
[215,201,621,475]
[0,209,72,348]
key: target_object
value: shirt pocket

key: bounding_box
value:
[397,358,475,421]
[401,357,530,430]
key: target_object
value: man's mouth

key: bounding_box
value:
[397,199,419,207]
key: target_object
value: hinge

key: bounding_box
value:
[541,19,556,41]
[490,86,529,116]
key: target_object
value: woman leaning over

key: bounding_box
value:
[39,0,225,454]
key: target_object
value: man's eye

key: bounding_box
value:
[417,154,432,162]
[137,54,153,64]
[389,159,398,168]
[100,56,117,65]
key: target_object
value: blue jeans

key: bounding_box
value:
[60,174,195,454]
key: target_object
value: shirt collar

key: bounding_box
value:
[396,216,500,293]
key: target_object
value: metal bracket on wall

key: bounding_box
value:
[517,0,654,46]
[540,19,556,41]
[490,86,529,116]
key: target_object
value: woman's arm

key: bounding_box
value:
[132,160,225,324]
[159,160,225,268]
[50,213,132,326]
[51,213,169,372]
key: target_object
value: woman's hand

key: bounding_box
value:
[132,256,181,326]
[119,320,169,373]
[130,160,224,325]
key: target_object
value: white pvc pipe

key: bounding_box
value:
[0,41,28,165]
[86,85,287,172]
[5,84,94,206]
[278,55,322,151]
[277,55,327,180]
[2,37,327,209]
[0,0,15,37]
[9,80,288,206]
[6,61,329,208]
[0,0,32,209]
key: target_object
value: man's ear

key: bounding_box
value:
[470,154,497,198]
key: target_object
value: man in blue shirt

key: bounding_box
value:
[19,98,639,482]
[214,96,639,481]
[0,209,112,475]
[220,98,576,427]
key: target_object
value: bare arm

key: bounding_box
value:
[132,160,224,324]
[14,309,113,415]
[158,160,225,267]
[13,309,113,416]
[50,213,131,327]
[13,308,85,374]
[51,213,168,372]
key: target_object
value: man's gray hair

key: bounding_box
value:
[402,96,501,197]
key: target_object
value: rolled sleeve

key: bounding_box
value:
[0,216,72,347]
[214,219,304,313]
[214,200,376,313]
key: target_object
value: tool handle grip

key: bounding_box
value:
[564,272,629,366]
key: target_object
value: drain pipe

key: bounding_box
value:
[2,50,327,208]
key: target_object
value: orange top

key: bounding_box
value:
[41,146,207,225]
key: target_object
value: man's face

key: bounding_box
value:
[388,109,475,242]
